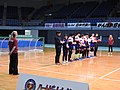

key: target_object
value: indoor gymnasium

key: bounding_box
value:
[0,0,120,90]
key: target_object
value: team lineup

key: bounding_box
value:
[7,31,114,76]
[55,31,101,65]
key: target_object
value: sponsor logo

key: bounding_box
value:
[24,79,36,90]
[45,23,65,28]
[67,23,91,28]
[97,22,120,28]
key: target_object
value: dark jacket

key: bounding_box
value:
[54,36,61,48]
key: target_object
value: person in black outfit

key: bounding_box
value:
[54,31,63,65]
[94,33,100,56]
[62,34,69,63]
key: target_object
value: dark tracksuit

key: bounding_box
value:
[68,42,73,60]
[55,36,61,64]
[8,38,18,75]
[85,40,89,58]
[90,41,95,52]
[94,37,99,56]
[62,38,68,61]
[75,41,80,54]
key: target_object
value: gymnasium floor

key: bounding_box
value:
[0,46,120,90]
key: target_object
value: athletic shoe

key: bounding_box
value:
[62,61,66,64]
[13,73,19,75]
[68,60,73,62]
[66,60,68,63]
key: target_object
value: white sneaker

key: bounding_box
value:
[62,61,66,64]
[66,60,68,63]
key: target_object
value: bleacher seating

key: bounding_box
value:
[114,9,120,17]
[45,19,81,23]
[0,19,3,25]
[32,6,51,19]
[71,1,98,18]
[22,20,43,26]
[106,18,120,22]
[83,18,104,24]
[0,6,4,19]
[6,19,21,26]
[113,1,120,17]
[7,6,18,19]
[44,4,64,15]
[90,0,118,18]
[0,0,119,26]
[21,7,34,19]
[53,3,82,19]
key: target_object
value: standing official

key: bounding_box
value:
[8,31,19,75]
[54,31,63,65]
[108,35,114,55]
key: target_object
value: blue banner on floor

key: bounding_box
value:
[16,73,89,90]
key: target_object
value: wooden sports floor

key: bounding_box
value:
[0,48,120,90]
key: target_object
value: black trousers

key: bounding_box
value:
[9,53,18,75]
[81,46,85,58]
[55,46,61,64]
[62,48,68,61]
[68,48,73,60]
[108,45,113,52]
[75,46,79,54]
[94,45,98,56]
[85,48,89,57]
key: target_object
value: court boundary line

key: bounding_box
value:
[2,65,120,85]
[1,64,120,82]
[0,64,98,79]
[99,67,120,79]
[89,67,120,85]
[102,78,120,82]
[1,64,120,84]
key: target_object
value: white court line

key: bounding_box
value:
[99,55,120,58]
[90,67,120,85]
[1,64,120,83]
[19,67,98,79]
[1,64,120,82]
[99,67,120,79]
[0,64,98,79]
[102,78,120,82]
[0,63,57,70]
